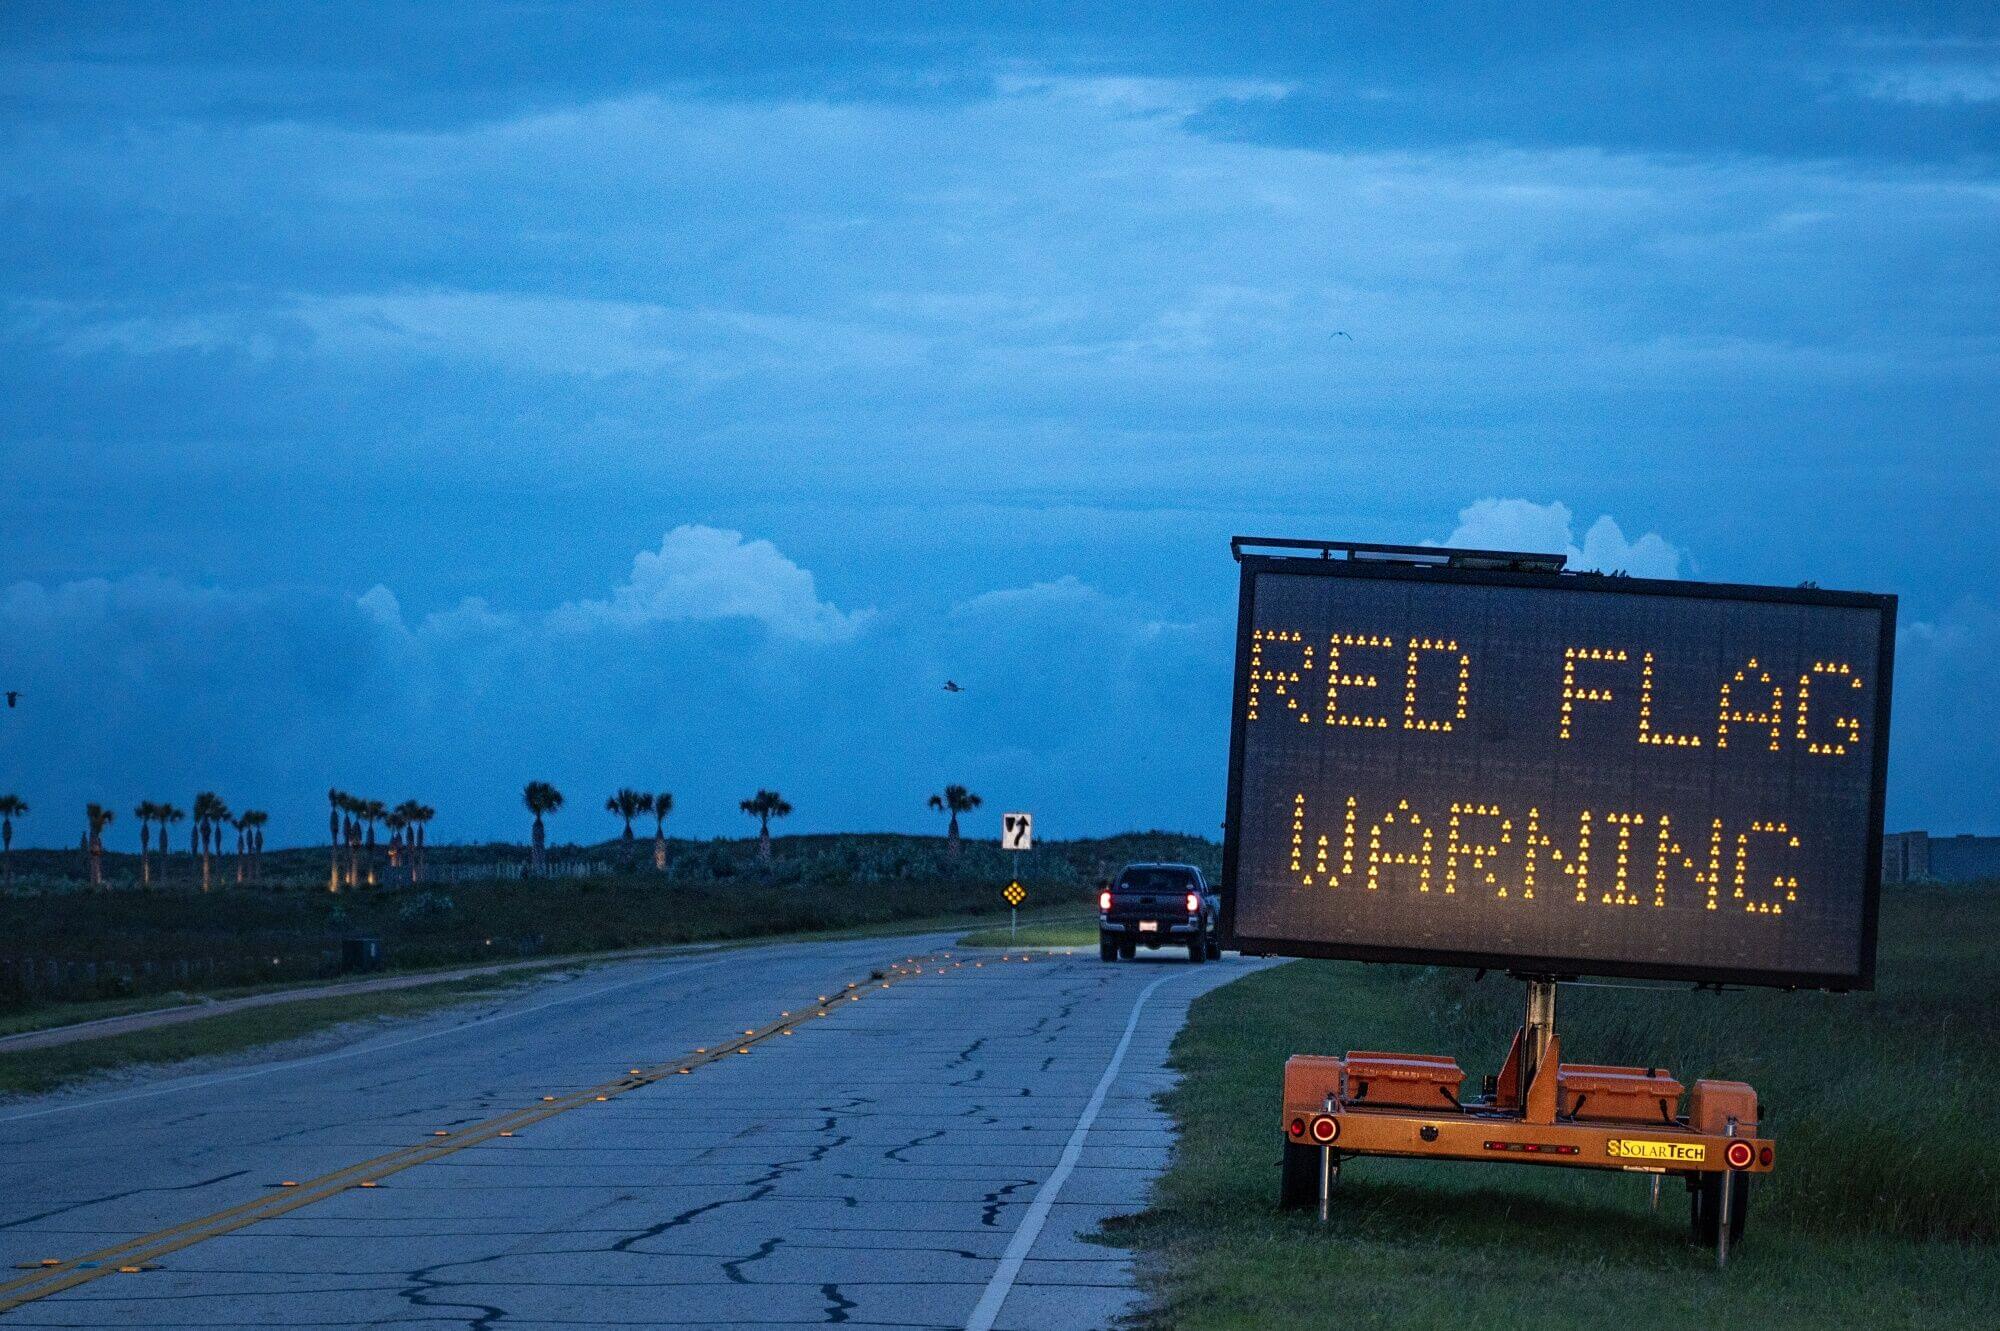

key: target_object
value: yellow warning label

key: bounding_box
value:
[1607,1138,1706,1163]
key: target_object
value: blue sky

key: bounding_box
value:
[1,2,1995,846]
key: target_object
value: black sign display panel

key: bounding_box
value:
[1220,550,1896,989]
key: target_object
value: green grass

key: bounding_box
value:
[0,897,1122,1097]
[1,831,1219,1012]
[957,916,1099,948]
[0,974,529,1098]
[0,992,207,1039]
[1116,884,1999,1330]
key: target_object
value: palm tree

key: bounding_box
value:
[133,801,162,886]
[384,809,408,880]
[0,795,25,885]
[523,782,563,875]
[339,792,363,889]
[403,802,435,883]
[192,792,229,891]
[85,803,116,887]
[651,791,673,871]
[238,810,268,886]
[927,784,983,858]
[605,789,652,866]
[739,789,792,864]
[358,799,386,886]
[327,787,346,892]
[156,803,185,887]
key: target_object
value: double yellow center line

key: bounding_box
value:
[0,951,1016,1316]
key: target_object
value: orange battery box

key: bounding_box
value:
[1555,1064,1684,1125]
[1343,1051,1465,1111]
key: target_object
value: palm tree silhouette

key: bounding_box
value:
[927,784,983,858]
[192,792,229,891]
[739,790,792,864]
[338,792,363,889]
[239,810,268,886]
[523,782,563,876]
[0,795,24,885]
[358,799,386,886]
[327,788,346,892]
[650,792,674,871]
[407,803,435,883]
[384,808,408,877]
[605,789,651,868]
[156,803,185,887]
[134,801,162,886]
[85,803,116,887]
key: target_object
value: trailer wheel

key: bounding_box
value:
[1690,1174,1750,1247]
[1280,1142,1321,1211]
[1099,934,1117,962]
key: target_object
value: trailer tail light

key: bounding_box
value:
[1310,1115,1339,1144]
[1288,1117,1307,1139]
[1185,891,1201,914]
[1481,1141,1580,1155]
[1099,890,1112,912]
[1758,1145,1773,1167]
[1725,1141,1755,1170]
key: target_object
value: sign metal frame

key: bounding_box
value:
[1218,545,1896,991]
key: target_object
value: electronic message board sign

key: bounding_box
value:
[1220,542,1895,989]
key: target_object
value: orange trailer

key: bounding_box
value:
[1277,978,1771,1265]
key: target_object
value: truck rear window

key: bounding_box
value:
[1116,868,1197,893]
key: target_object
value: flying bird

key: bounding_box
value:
[1331,331,1352,340]
[942,680,964,693]
[3,691,17,708]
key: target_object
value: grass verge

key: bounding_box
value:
[0,974,531,1099]
[957,914,1098,948]
[1114,885,1998,1330]
[0,898,1093,1097]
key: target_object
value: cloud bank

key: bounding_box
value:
[1443,499,1683,578]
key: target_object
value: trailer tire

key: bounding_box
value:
[1690,1173,1750,1247]
[1099,934,1117,962]
[1280,1142,1321,1211]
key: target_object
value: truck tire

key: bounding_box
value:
[1188,935,1206,963]
[1099,933,1117,962]
[1280,1142,1321,1211]
[1207,934,1223,960]
[1119,941,1136,959]
[1690,1173,1750,1247]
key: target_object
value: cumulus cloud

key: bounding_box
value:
[1442,498,1682,578]
[551,525,871,642]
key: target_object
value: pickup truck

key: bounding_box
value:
[1098,862,1221,963]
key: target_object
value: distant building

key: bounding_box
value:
[1882,831,2000,884]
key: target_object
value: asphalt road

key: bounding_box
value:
[0,932,1271,1329]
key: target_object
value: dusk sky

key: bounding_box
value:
[2,2,1995,847]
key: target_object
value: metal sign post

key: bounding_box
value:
[1000,815,1032,943]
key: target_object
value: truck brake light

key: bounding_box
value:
[1185,891,1201,914]
[1099,890,1112,912]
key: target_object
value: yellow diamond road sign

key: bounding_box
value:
[1004,881,1026,907]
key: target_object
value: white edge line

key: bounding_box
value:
[964,967,1184,1331]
